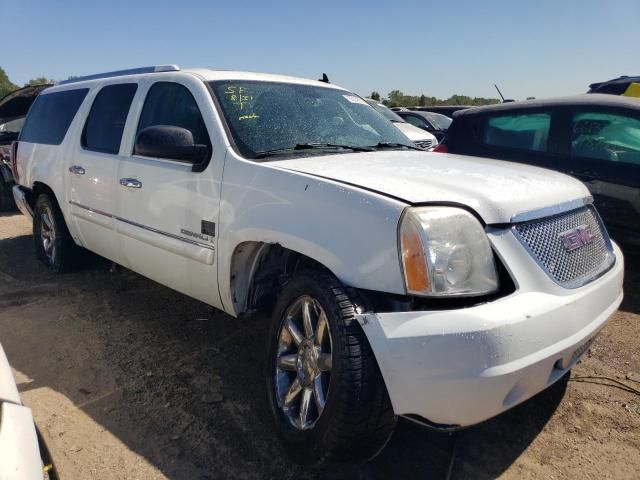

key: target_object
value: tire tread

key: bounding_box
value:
[268,270,396,465]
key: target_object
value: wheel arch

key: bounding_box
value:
[229,241,335,317]
[30,181,59,209]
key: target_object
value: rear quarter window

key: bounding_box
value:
[19,88,89,145]
[482,112,551,152]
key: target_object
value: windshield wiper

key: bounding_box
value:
[253,143,375,159]
[370,142,423,151]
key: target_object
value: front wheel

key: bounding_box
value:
[266,271,396,465]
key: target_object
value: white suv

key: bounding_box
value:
[12,65,624,465]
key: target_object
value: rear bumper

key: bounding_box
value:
[0,402,44,480]
[12,185,33,219]
[358,243,624,427]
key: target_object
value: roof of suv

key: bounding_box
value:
[187,69,345,88]
[46,66,344,93]
[452,94,640,118]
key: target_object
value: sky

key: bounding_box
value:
[1,0,638,100]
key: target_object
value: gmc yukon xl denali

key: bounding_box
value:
[12,65,624,465]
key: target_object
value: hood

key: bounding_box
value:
[273,151,590,224]
[394,122,437,143]
[0,84,51,125]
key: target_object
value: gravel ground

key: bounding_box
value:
[0,211,638,479]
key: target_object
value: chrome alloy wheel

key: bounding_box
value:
[275,296,332,430]
[39,205,56,264]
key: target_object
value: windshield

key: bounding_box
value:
[0,117,25,133]
[364,98,405,123]
[209,81,414,159]
[424,112,452,131]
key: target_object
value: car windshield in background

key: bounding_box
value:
[365,99,406,123]
[0,117,25,133]
[424,112,452,130]
[209,81,414,159]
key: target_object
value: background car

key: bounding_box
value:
[588,75,640,96]
[364,98,438,149]
[394,109,452,143]
[408,105,474,117]
[0,84,51,210]
[438,94,640,244]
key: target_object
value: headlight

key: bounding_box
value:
[399,206,498,296]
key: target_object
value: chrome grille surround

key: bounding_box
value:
[512,205,615,288]
[414,139,433,149]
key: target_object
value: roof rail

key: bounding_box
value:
[58,65,180,85]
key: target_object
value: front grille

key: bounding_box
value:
[414,140,433,149]
[512,205,615,288]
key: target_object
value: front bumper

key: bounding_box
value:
[358,242,624,428]
[12,185,33,220]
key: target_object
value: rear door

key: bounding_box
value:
[565,107,640,239]
[452,108,562,171]
[66,82,138,264]
[115,76,223,308]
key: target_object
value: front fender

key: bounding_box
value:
[217,151,408,315]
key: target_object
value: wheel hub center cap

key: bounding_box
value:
[297,340,318,387]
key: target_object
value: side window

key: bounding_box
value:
[483,112,551,152]
[136,82,211,156]
[83,83,137,154]
[404,115,427,128]
[19,89,89,145]
[571,111,640,166]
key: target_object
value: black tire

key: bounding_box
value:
[33,193,79,273]
[0,180,15,211]
[266,271,396,466]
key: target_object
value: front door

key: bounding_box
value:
[115,78,223,308]
[566,107,640,240]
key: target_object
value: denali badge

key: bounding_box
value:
[558,224,595,252]
[180,228,213,243]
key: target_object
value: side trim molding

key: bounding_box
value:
[68,200,215,251]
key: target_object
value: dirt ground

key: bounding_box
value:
[0,211,638,479]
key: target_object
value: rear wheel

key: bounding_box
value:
[266,271,396,465]
[0,180,15,211]
[33,193,79,273]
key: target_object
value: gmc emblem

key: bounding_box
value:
[559,225,596,252]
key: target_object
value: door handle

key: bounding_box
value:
[119,178,142,189]
[68,165,85,175]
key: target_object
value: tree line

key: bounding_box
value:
[369,90,500,107]
[0,66,56,98]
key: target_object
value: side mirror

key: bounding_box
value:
[134,125,210,169]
